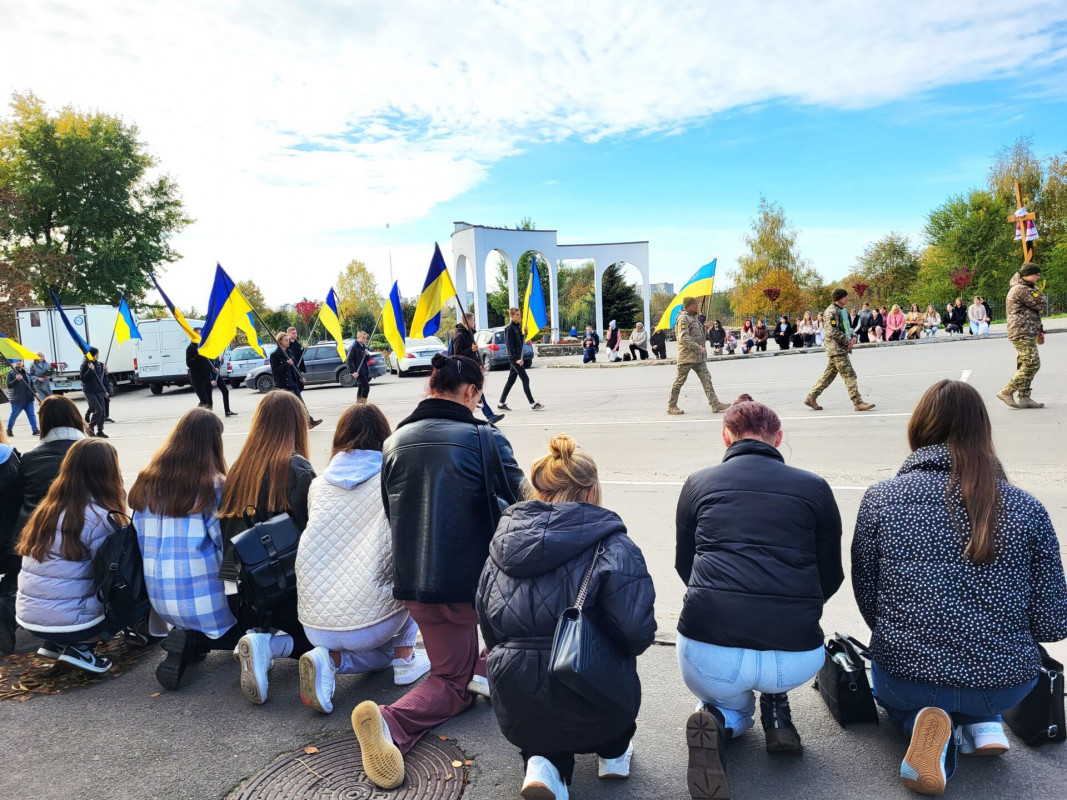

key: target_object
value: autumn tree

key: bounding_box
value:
[558,261,595,330]
[336,258,382,336]
[236,279,268,315]
[0,92,191,305]
[852,233,922,308]
[488,218,551,327]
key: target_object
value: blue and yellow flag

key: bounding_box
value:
[151,274,201,343]
[0,332,39,362]
[48,289,93,360]
[382,281,407,360]
[198,264,265,359]
[522,256,548,341]
[114,297,142,346]
[320,288,346,360]
[655,259,717,331]
[409,243,457,339]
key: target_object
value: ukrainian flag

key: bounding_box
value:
[522,256,548,341]
[0,332,39,362]
[409,244,456,339]
[320,288,346,360]
[151,274,201,343]
[655,259,717,331]
[382,281,407,360]
[114,297,142,346]
[48,289,93,360]
[198,264,265,359]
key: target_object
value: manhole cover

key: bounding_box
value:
[236,734,467,799]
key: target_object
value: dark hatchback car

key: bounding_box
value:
[474,327,535,370]
[244,341,387,393]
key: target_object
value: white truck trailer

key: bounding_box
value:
[135,317,204,394]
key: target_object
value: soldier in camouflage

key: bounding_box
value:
[997,263,1046,409]
[805,288,875,412]
[668,297,729,415]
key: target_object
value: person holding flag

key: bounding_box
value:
[79,347,110,437]
[186,329,215,409]
[450,312,504,424]
[6,359,40,437]
[667,297,728,416]
[498,307,543,412]
[345,331,372,403]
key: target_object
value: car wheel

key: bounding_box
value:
[338,369,356,388]
[255,374,275,393]
[482,354,493,372]
[230,379,242,389]
[106,375,119,395]
[149,383,163,395]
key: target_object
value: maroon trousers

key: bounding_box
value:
[380,601,484,754]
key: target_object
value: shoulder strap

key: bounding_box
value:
[477,426,497,520]
[574,542,605,611]
[483,427,516,506]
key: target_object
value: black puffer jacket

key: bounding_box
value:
[676,439,843,652]
[477,501,656,754]
[853,445,1067,689]
[382,399,524,604]
[5,367,34,405]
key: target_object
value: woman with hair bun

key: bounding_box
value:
[477,434,656,800]
[676,395,843,800]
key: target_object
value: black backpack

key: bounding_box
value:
[231,508,301,616]
[93,511,147,620]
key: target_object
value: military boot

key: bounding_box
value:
[804,396,823,411]
[760,692,803,754]
[1017,394,1044,409]
[854,401,876,411]
[667,406,685,415]
[995,389,1018,408]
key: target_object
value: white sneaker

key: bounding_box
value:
[393,649,431,686]
[521,755,568,800]
[299,646,336,713]
[237,631,272,704]
[467,673,490,699]
[956,721,1010,756]
[598,741,634,779]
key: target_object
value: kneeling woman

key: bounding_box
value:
[477,435,656,800]
[852,380,1067,796]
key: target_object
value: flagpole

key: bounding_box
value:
[351,306,386,377]
[295,317,322,371]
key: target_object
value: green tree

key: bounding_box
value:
[487,218,552,329]
[558,261,595,331]
[336,258,382,336]
[650,292,673,328]
[601,263,641,328]
[263,309,294,336]
[236,279,268,315]
[852,233,922,308]
[0,92,191,305]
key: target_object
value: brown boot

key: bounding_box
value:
[854,401,876,412]
[710,401,730,413]
[1017,395,1044,409]
[667,406,685,415]
[995,389,1018,408]
[804,396,823,411]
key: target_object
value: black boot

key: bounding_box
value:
[156,628,207,690]
[760,692,803,754]
[687,704,731,799]
[0,595,16,654]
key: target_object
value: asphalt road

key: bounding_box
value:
[1,332,1064,799]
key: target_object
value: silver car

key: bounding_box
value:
[224,344,278,388]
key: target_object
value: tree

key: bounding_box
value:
[601,263,641,328]
[487,218,552,328]
[336,258,382,337]
[730,197,821,318]
[852,233,922,308]
[650,292,673,327]
[558,261,595,331]
[294,299,321,326]
[988,136,1043,215]
[0,92,191,305]
[236,279,268,315]
[263,309,294,336]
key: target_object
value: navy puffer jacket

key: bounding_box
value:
[476,501,656,754]
[852,444,1067,689]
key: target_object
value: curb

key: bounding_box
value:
[541,328,1066,369]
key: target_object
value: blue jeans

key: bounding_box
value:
[7,401,38,433]
[677,633,824,735]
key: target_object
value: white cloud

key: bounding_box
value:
[2,0,1065,305]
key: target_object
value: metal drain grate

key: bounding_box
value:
[236,734,467,800]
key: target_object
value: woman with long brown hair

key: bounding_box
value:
[218,390,316,704]
[14,438,143,673]
[852,380,1067,795]
[130,408,236,690]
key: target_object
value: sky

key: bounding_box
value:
[2,0,1067,309]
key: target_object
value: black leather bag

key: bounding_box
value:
[231,510,301,616]
[93,511,147,621]
[813,633,879,726]
[548,543,637,714]
[1003,645,1065,747]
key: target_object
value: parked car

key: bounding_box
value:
[224,344,278,388]
[244,341,386,393]
[387,336,448,376]
[474,327,535,370]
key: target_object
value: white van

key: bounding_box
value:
[136,318,204,394]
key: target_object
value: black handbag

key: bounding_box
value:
[1003,645,1065,747]
[93,511,147,621]
[813,633,880,726]
[231,509,301,616]
[548,543,637,714]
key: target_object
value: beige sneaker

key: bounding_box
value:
[352,701,405,789]
[710,402,730,413]
[854,401,876,412]
[667,406,685,415]
[995,389,1018,408]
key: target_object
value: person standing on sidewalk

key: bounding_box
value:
[450,313,503,423]
[351,354,524,791]
[498,307,543,412]
[805,289,875,413]
[79,348,110,437]
[668,297,728,416]
[677,395,843,799]
[5,360,40,437]
[997,264,1046,409]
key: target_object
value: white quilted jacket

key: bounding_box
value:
[296,450,403,631]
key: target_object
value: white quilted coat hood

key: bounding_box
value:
[296,450,403,632]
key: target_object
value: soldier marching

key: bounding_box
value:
[997,263,1047,409]
[805,287,875,412]
[667,296,729,415]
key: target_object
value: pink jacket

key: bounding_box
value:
[886,310,905,335]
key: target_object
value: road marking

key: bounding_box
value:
[960,370,972,383]
[501,412,911,428]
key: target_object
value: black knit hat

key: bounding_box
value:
[1019,263,1041,277]
[832,288,848,301]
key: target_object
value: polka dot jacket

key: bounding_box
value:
[851,444,1067,689]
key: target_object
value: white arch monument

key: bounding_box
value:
[450,222,651,341]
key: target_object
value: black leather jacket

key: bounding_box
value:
[381,399,524,604]
[186,342,213,382]
[11,436,81,549]
[0,447,22,553]
[504,321,524,361]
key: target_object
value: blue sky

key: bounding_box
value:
[2,1,1066,307]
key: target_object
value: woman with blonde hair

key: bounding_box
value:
[886,304,906,341]
[923,305,941,337]
[477,435,656,800]
[852,380,1067,795]
[219,390,316,704]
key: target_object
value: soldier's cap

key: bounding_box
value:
[832,288,848,301]
[681,296,697,307]
[1019,264,1041,277]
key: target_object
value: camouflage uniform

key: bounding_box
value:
[809,303,863,404]
[668,309,721,408]
[1004,274,1046,397]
